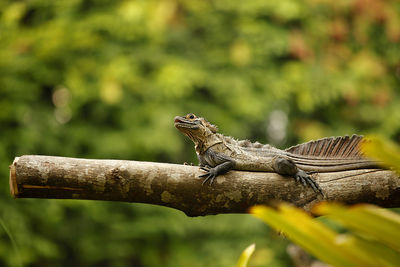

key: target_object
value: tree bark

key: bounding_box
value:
[9,155,400,216]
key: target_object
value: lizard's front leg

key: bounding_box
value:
[199,161,234,185]
[197,149,235,185]
[272,156,324,196]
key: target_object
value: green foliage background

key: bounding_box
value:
[1,0,399,266]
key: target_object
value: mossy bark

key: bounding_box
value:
[9,155,400,216]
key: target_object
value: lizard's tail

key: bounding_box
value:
[285,135,381,172]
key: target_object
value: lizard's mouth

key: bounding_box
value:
[174,116,199,130]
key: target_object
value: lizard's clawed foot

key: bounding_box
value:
[183,162,194,166]
[199,166,217,186]
[295,170,325,197]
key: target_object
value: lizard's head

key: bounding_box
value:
[174,113,218,144]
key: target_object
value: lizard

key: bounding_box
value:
[174,113,381,196]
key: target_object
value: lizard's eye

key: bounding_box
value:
[187,113,196,120]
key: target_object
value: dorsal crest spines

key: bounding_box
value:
[200,117,218,133]
[238,139,252,147]
[285,134,365,159]
[220,135,273,150]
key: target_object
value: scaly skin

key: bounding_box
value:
[174,113,380,196]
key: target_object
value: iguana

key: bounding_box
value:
[174,113,380,196]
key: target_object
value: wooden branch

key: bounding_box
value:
[9,155,400,216]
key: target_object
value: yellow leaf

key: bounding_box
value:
[251,204,391,266]
[361,136,400,175]
[313,203,400,252]
[236,243,256,267]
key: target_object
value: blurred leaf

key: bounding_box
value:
[236,243,255,267]
[251,204,400,267]
[313,203,400,252]
[251,205,357,266]
[361,136,400,175]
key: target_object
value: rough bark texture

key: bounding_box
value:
[9,155,400,216]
